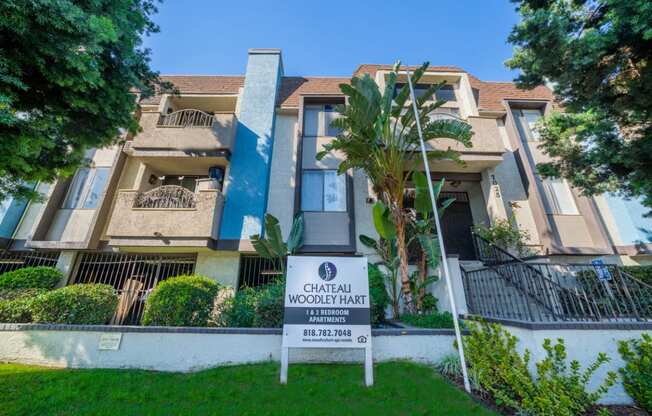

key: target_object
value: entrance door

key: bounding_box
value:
[439,192,476,260]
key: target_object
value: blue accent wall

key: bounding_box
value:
[604,194,652,244]
[219,50,283,241]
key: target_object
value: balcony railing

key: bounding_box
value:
[133,185,196,209]
[157,109,214,128]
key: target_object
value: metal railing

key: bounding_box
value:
[463,233,652,322]
[158,109,214,128]
[133,185,196,209]
[0,251,60,275]
[71,252,196,325]
[238,255,283,288]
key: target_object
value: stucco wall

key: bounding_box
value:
[504,325,649,405]
[0,326,457,373]
[195,251,240,287]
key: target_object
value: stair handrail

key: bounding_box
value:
[471,232,596,320]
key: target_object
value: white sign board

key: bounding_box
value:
[280,256,372,385]
[98,333,122,351]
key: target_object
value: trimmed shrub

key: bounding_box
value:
[618,333,652,412]
[218,286,258,327]
[401,311,454,328]
[463,321,616,415]
[0,267,62,290]
[0,289,47,323]
[142,275,220,327]
[31,284,118,325]
[368,264,389,326]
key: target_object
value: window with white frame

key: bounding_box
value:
[303,104,341,137]
[62,167,111,209]
[512,108,544,141]
[541,178,579,215]
[301,170,347,212]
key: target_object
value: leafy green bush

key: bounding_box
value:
[464,321,616,416]
[31,284,117,325]
[252,282,284,328]
[142,275,220,327]
[622,265,652,285]
[368,264,389,326]
[473,215,532,257]
[618,333,652,411]
[218,281,285,328]
[401,311,454,328]
[0,267,62,290]
[0,289,47,323]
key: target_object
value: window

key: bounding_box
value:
[429,107,461,121]
[63,167,110,209]
[301,170,347,212]
[303,104,341,137]
[394,83,457,102]
[541,178,579,215]
[512,108,544,141]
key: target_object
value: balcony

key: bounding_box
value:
[105,180,223,247]
[126,109,237,163]
[425,115,506,172]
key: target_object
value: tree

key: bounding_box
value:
[0,0,165,200]
[319,62,473,313]
[506,0,652,210]
[250,213,304,276]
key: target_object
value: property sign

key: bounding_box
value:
[98,333,122,350]
[280,256,373,385]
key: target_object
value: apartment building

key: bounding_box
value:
[0,49,650,323]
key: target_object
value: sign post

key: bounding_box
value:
[280,256,373,386]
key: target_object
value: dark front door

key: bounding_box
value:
[439,192,476,260]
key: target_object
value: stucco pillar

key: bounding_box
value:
[54,250,77,287]
[480,169,508,224]
[432,256,468,315]
[195,251,240,288]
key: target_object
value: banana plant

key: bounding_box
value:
[360,201,401,319]
[250,212,304,276]
[408,171,455,312]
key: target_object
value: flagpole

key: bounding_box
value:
[405,67,471,393]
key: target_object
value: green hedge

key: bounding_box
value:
[219,281,285,328]
[619,333,652,412]
[368,264,389,326]
[623,265,652,285]
[0,289,47,323]
[400,311,454,329]
[142,275,221,327]
[31,284,118,325]
[0,267,62,290]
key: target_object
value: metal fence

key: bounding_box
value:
[0,251,60,275]
[71,252,196,325]
[238,255,283,288]
[157,109,214,128]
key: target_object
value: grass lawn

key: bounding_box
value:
[0,361,496,415]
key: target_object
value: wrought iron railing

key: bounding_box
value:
[0,251,60,275]
[238,255,283,288]
[72,252,196,325]
[133,185,196,209]
[463,233,652,322]
[157,109,214,128]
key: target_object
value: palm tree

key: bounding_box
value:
[318,62,473,313]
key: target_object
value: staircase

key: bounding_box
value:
[461,233,652,323]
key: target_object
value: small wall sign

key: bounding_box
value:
[280,256,372,386]
[98,333,123,351]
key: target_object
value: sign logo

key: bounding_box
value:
[318,261,337,281]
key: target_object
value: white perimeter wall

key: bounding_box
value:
[1,325,648,405]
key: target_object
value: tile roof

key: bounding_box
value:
[138,66,554,113]
[277,76,350,108]
[140,75,244,105]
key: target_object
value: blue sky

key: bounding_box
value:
[143,0,521,81]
